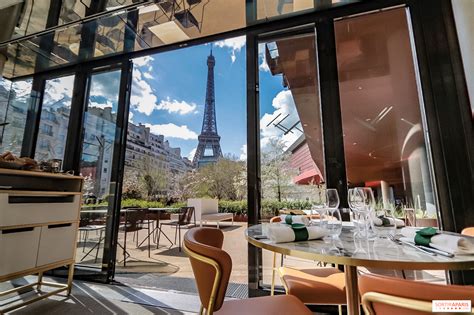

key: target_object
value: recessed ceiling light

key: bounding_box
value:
[303,123,308,126]
[365,118,371,122]
[353,142,357,145]
[357,86,363,90]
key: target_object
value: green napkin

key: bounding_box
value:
[291,224,309,241]
[414,227,437,246]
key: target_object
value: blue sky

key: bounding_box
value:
[129,37,248,160]
[128,36,298,161]
[35,36,296,162]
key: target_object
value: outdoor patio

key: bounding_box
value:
[75,220,446,296]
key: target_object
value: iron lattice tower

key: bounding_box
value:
[193,49,223,168]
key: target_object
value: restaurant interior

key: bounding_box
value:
[0,0,473,314]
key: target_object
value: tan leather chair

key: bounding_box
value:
[461,227,474,237]
[359,273,474,315]
[268,216,346,313]
[183,227,312,315]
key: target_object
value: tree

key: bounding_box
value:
[184,157,247,201]
[122,167,143,199]
[138,155,169,200]
[261,138,295,201]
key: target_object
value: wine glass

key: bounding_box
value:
[348,188,365,238]
[311,188,328,228]
[358,187,376,239]
[325,189,340,211]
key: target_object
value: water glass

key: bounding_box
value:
[324,208,342,240]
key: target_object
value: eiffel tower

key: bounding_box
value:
[193,48,222,168]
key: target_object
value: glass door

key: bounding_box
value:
[76,69,122,273]
[257,28,326,290]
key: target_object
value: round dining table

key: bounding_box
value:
[245,224,474,315]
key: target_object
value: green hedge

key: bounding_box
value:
[218,199,312,216]
[83,198,312,216]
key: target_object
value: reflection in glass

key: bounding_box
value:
[1,1,246,79]
[77,70,120,267]
[255,0,358,21]
[335,8,437,225]
[0,78,32,155]
[258,31,325,287]
[35,75,75,162]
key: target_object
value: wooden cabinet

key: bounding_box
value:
[0,169,83,313]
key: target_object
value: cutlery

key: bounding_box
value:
[417,245,454,258]
[388,235,436,256]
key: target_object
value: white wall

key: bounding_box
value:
[452,0,474,117]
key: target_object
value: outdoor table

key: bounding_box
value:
[245,224,474,315]
[145,207,179,248]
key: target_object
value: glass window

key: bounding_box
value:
[258,30,325,286]
[0,78,32,155]
[77,69,121,268]
[335,8,438,222]
[35,75,75,162]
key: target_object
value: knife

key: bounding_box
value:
[399,240,436,256]
[418,245,454,258]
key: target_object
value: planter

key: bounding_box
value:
[415,218,438,227]
[233,214,248,222]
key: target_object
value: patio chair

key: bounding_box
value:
[183,227,312,315]
[158,206,194,252]
[119,208,151,265]
[78,216,106,263]
[461,227,474,236]
[267,217,345,313]
[359,273,474,314]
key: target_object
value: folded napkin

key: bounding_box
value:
[267,224,329,243]
[400,227,474,255]
[372,216,405,228]
[280,214,310,226]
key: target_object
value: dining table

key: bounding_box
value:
[245,224,474,315]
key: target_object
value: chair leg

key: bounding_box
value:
[148,222,151,258]
[271,252,277,296]
[124,230,127,267]
[157,224,162,248]
[174,226,178,245]
[178,225,182,252]
[338,305,342,315]
[95,230,102,263]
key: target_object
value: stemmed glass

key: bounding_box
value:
[348,188,372,239]
[311,188,327,228]
[358,187,376,239]
[325,189,340,211]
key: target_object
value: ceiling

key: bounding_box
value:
[0,0,246,79]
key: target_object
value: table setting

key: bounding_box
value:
[245,187,474,315]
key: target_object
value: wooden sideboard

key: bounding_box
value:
[0,169,83,313]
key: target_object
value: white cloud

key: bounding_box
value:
[144,123,198,140]
[143,72,154,80]
[215,36,246,63]
[128,111,134,123]
[133,56,154,67]
[260,90,301,149]
[157,97,197,115]
[258,43,270,72]
[43,75,75,105]
[239,144,247,161]
[188,148,197,160]
[130,68,158,115]
[89,100,113,109]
